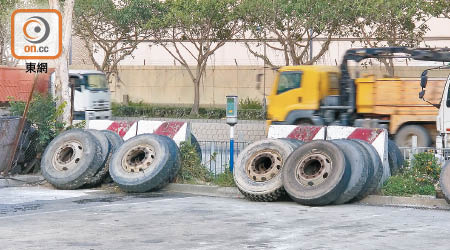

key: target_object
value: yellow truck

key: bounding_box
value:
[266,47,450,147]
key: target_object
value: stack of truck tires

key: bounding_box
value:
[41,128,181,192]
[234,137,403,206]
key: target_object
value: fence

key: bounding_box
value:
[198,141,250,176]
[197,140,450,177]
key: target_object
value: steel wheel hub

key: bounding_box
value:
[246,150,282,182]
[295,149,332,187]
[122,145,155,173]
[52,140,84,171]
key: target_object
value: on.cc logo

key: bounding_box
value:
[23,16,50,44]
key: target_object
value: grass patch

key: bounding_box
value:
[212,168,236,187]
[381,152,441,197]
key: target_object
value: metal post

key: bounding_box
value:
[410,135,418,162]
[229,125,235,172]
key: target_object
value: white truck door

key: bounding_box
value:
[438,75,450,137]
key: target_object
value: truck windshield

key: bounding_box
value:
[84,74,108,90]
[277,71,302,94]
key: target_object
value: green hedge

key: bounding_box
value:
[112,102,265,120]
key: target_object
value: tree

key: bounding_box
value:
[0,0,23,66]
[73,0,162,82]
[239,0,356,67]
[155,0,240,115]
[49,0,74,125]
[353,0,430,76]
[429,0,450,19]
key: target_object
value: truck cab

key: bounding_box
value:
[434,75,450,147]
[50,70,111,120]
[266,65,340,125]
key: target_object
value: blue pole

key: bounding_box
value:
[229,125,235,172]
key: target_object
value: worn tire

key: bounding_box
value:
[282,140,351,206]
[158,135,182,183]
[234,139,301,202]
[388,139,400,175]
[391,140,404,173]
[81,130,111,187]
[101,130,124,184]
[190,133,202,160]
[110,134,176,192]
[332,140,369,204]
[440,162,450,204]
[351,139,383,198]
[41,129,103,189]
[395,125,431,147]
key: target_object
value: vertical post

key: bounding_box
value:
[230,125,235,172]
[410,135,418,162]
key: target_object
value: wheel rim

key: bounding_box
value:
[52,140,84,171]
[246,149,282,182]
[122,144,155,173]
[295,149,332,187]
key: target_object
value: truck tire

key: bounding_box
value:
[234,139,301,202]
[392,140,405,172]
[109,134,176,192]
[41,129,103,189]
[190,133,202,160]
[82,130,111,187]
[282,140,351,206]
[351,139,383,199]
[331,140,369,205]
[395,125,431,147]
[439,162,450,204]
[100,130,124,184]
[157,135,182,182]
[278,138,304,148]
[388,139,401,175]
[348,140,374,201]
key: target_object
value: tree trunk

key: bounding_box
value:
[49,0,74,125]
[380,58,395,77]
[191,78,200,115]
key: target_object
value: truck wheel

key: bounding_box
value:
[101,130,124,184]
[395,125,431,147]
[388,139,401,175]
[282,140,351,206]
[41,129,103,189]
[439,162,450,204]
[109,134,176,192]
[190,133,202,160]
[331,140,369,205]
[81,130,111,187]
[234,139,301,202]
[156,135,181,183]
[350,139,383,199]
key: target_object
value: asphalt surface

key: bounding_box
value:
[1,186,450,250]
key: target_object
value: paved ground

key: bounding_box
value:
[1,186,450,250]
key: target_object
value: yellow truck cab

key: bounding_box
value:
[267,66,340,126]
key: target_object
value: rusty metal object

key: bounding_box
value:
[295,150,332,187]
[245,149,282,182]
[0,117,21,173]
[3,74,39,176]
[122,144,156,173]
[52,140,84,172]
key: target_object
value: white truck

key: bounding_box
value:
[50,70,112,120]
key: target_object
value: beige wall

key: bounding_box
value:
[69,65,450,106]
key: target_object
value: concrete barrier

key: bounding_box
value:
[88,120,190,146]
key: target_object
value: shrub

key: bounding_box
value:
[176,141,212,184]
[112,102,265,120]
[382,152,441,196]
[9,94,65,152]
[212,168,235,187]
[239,97,262,110]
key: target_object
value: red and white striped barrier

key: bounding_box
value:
[87,120,190,146]
[268,125,390,184]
